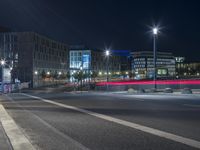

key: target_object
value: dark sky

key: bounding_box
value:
[0,0,200,61]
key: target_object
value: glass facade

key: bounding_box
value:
[70,50,91,70]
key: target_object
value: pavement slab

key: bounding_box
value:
[0,121,12,150]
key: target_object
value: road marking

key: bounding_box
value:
[0,104,35,150]
[21,93,200,149]
[5,95,90,150]
[0,121,13,150]
[121,95,145,101]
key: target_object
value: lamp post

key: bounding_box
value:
[105,50,110,91]
[34,71,38,87]
[80,66,83,92]
[153,27,158,89]
[1,60,5,93]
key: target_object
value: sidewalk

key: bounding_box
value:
[0,121,12,150]
[0,97,35,150]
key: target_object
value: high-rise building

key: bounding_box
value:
[0,32,69,87]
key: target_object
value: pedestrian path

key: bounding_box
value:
[0,121,12,150]
[0,100,35,150]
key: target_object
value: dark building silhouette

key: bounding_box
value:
[0,32,69,87]
[0,26,11,32]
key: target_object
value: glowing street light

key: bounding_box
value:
[105,50,110,80]
[58,72,62,75]
[34,71,39,87]
[153,27,158,35]
[152,27,159,89]
[0,60,5,66]
[34,71,38,75]
[79,66,83,92]
[106,50,110,56]
[0,59,6,93]
[105,49,110,91]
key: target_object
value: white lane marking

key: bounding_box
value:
[32,113,90,150]
[121,94,199,100]
[84,92,146,101]
[5,95,90,150]
[0,104,35,150]
[21,93,200,149]
[121,95,145,101]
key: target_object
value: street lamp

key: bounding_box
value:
[105,50,110,91]
[80,66,83,92]
[0,59,6,93]
[1,60,5,66]
[105,50,110,82]
[34,71,39,87]
[153,28,158,35]
[106,50,110,57]
[153,27,158,89]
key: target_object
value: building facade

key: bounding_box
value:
[131,51,176,79]
[69,46,122,81]
[0,32,69,87]
[175,57,200,78]
[111,50,131,73]
[0,26,10,33]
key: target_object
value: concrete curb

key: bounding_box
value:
[0,121,13,150]
[0,104,35,150]
[110,91,200,95]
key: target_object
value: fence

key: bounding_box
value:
[0,82,30,94]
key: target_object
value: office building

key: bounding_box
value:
[175,57,200,77]
[0,32,69,87]
[69,46,122,81]
[131,51,176,79]
[112,50,131,72]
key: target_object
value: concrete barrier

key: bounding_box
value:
[181,88,193,94]
[96,83,200,92]
[164,88,173,93]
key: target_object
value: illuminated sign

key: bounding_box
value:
[3,68,11,83]
[157,68,168,76]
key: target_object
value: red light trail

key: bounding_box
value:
[96,80,200,86]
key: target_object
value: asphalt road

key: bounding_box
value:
[1,92,200,150]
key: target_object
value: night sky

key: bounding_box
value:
[0,0,200,61]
